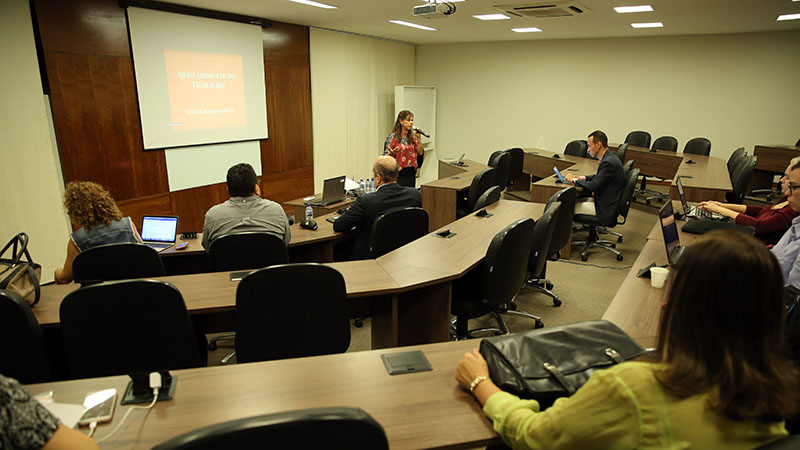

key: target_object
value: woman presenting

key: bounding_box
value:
[384,110,423,188]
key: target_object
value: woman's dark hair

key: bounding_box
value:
[226,163,258,197]
[390,110,417,145]
[656,230,800,422]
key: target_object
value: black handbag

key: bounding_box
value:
[0,233,42,306]
[480,320,646,407]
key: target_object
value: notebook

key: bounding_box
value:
[141,215,179,252]
[659,202,685,265]
[676,176,724,220]
[308,176,346,206]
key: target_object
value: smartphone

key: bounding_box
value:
[78,388,117,426]
[176,241,189,250]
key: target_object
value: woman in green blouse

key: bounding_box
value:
[456,230,799,449]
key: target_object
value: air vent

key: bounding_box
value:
[494,1,591,18]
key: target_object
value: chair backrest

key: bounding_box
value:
[208,233,288,272]
[753,434,800,450]
[624,131,651,148]
[528,202,561,279]
[727,147,747,178]
[487,150,511,189]
[564,140,588,158]
[622,159,635,175]
[152,407,388,450]
[684,137,711,156]
[726,154,756,204]
[60,280,202,378]
[796,137,800,147]
[235,264,350,363]
[652,135,678,152]
[545,187,576,255]
[505,147,524,184]
[369,207,429,258]
[0,289,50,383]
[473,186,502,212]
[467,168,496,211]
[72,243,166,284]
[478,218,535,308]
[615,143,628,164]
[616,168,640,225]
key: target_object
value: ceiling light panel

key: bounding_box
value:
[512,27,543,33]
[777,13,800,21]
[289,0,337,9]
[473,14,511,20]
[631,22,663,28]
[614,5,653,13]
[389,20,437,31]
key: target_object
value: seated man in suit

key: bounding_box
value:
[202,163,291,250]
[564,130,626,225]
[333,155,422,260]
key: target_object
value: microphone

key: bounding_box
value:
[413,127,430,138]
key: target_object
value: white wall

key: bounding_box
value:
[309,29,415,191]
[0,0,70,284]
[416,30,800,165]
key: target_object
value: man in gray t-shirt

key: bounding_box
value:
[202,163,291,250]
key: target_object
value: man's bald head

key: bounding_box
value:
[374,156,399,185]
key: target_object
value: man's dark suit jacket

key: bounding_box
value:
[573,150,626,225]
[333,182,422,260]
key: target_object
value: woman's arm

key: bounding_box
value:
[735,204,797,236]
[699,201,747,219]
[54,239,80,284]
[415,132,424,156]
[43,425,99,450]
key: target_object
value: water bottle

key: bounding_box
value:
[305,203,313,221]
[370,177,376,192]
[360,179,365,194]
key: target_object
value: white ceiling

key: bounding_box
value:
[167,0,800,44]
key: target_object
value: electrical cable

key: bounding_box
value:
[95,372,162,444]
[552,259,633,270]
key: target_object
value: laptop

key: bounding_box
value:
[553,166,567,183]
[308,176,346,206]
[659,202,685,265]
[675,176,724,220]
[141,215,179,252]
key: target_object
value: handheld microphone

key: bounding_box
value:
[413,127,430,138]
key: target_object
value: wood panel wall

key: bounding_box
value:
[34,0,314,233]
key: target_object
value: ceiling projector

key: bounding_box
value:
[413,2,456,18]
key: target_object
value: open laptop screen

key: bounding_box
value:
[659,202,680,256]
[141,215,178,243]
[675,176,689,214]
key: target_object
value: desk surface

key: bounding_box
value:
[26,340,497,450]
[423,159,489,190]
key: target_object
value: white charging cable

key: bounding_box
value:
[95,372,162,443]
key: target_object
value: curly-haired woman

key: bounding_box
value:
[55,182,141,284]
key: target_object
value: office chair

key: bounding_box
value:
[487,150,511,190]
[624,131,651,149]
[72,243,166,285]
[207,232,289,361]
[369,207,428,258]
[615,143,628,164]
[622,159,635,175]
[152,407,388,450]
[753,435,800,450]
[473,186,502,212]
[572,168,639,261]
[235,264,350,363]
[456,168,496,219]
[451,218,536,338]
[651,136,678,152]
[636,136,678,205]
[60,279,204,378]
[505,147,524,187]
[564,140,588,158]
[725,154,756,204]
[684,137,711,156]
[0,289,51,383]
[520,201,563,308]
[726,147,747,179]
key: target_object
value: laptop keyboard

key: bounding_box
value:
[688,206,723,220]
[147,242,173,249]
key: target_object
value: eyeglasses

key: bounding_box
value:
[788,182,800,194]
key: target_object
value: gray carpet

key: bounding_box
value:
[206,198,661,366]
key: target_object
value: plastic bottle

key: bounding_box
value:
[305,203,313,221]
[360,179,365,194]
[369,177,375,192]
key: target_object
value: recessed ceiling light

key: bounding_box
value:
[777,13,800,21]
[614,5,653,13]
[389,20,437,31]
[473,14,511,20]
[512,27,542,33]
[289,0,337,9]
[631,22,663,28]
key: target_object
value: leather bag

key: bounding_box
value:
[479,320,646,407]
[0,233,42,306]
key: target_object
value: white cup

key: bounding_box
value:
[650,267,669,289]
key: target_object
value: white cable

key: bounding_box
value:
[96,372,162,444]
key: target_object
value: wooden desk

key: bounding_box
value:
[421,159,489,232]
[523,149,596,203]
[25,340,499,450]
[669,154,731,202]
[750,145,800,193]
[284,196,355,222]
[617,146,683,180]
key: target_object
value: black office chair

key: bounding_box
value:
[624,131,651,149]
[487,150,511,190]
[520,201,563,308]
[564,140,588,158]
[725,154,756,204]
[235,264,350,363]
[572,168,639,261]
[754,435,800,450]
[622,159,635,175]
[456,168,496,219]
[369,207,428,258]
[451,218,535,338]
[684,137,711,156]
[727,147,747,179]
[72,243,166,285]
[60,279,204,378]
[473,186,502,212]
[505,147,524,187]
[152,407,388,450]
[0,289,51,383]
[615,143,628,164]
[651,136,678,152]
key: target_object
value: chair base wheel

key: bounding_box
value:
[616,254,624,261]
[645,199,651,205]
[617,236,623,243]
[545,282,554,290]
[354,319,363,328]
[581,254,588,262]
[534,319,544,329]
[509,302,518,311]
[553,298,562,307]
[207,342,217,351]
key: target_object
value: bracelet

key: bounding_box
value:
[469,376,489,394]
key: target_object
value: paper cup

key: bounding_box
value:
[650,267,669,289]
